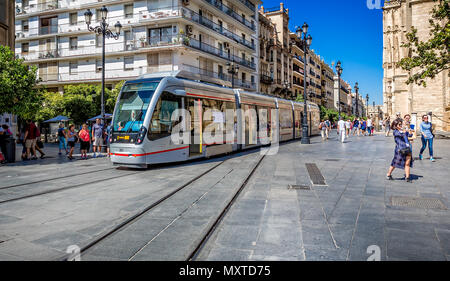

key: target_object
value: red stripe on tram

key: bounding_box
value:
[111,146,189,157]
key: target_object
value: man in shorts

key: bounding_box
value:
[92,118,104,158]
[23,120,37,160]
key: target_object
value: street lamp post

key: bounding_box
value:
[296,23,312,144]
[227,62,239,89]
[84,6,122,124]
[366,94,369,117]
[354,82,359,117]
[335,61,343,120]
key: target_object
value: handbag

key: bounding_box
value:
[399,146,411,156]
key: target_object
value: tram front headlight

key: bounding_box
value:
[136,126,147,145]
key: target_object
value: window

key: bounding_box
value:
[124,56,134,70]
[96,59,102,72]
[242,72,246,82]
[148,92,182,141]
[22,43,29,54]
[69,37,78,50]
[251,75,255,85]
[96,33,103,47]
[96,9,102,22]
[148,27,172,45]
[69,61,78,74]
[124,30,133,50]
[69,12,77,25]
[124,4,133,18]
[22,20,29,32]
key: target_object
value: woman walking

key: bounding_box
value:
[386,119,413,183]
[384,117,391,137]
[419,115,435,162]
[67,124,77,160]
[79,124,90,160]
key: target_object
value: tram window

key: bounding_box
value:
[280,108,293,129]
[148,92,182,141]
[113,81,159,132]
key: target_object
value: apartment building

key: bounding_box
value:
[259,3,292,99]
[334,75,352,115]
[320,61,334,109]
[14,0,260,92]
[258,8,277,95]
[306,49,322,106]
[289,32,304,100]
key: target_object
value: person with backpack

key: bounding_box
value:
[79,123,90,160]
[57,123,68,155]
[419,115,435,162]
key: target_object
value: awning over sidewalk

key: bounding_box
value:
[43,115,71,123]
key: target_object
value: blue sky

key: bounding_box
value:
[260,0,384,105]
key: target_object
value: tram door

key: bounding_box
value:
[189,98,203,156]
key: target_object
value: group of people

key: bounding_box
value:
[386,114,436,183]
[319,117,378,143]
[56,118,111,160]
[16,120,46,161]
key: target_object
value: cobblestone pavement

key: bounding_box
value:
[0,132,448,261]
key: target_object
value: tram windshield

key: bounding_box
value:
[112,81,160,132]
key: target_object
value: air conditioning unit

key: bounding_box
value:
[186,25,193,36]
[182,0,190,6]
[224,42,230,49]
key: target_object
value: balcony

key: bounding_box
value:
[183,37,255,70]
[179,64,231,84]
[201,0,255,31]
[181,7,255,50]
[40,25,59,35]
[236,0,256,12]
[260,74,273,84]
[16,0,59,15]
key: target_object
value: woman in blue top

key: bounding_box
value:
[387,118,413,183]
[419,115,435,162]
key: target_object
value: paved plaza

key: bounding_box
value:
[0,132,449,261]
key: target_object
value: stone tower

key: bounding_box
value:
[383,0,450,131]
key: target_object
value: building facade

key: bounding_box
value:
[334,75,352,115]
[260,3,292,99]
[320,61,334,109]
[15,0,260,92]
[368,104,384,130]
[383,0,450,131]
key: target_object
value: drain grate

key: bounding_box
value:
[324,159,340,162]
[288,184,311,190]
[391,196,447,210]
[305,163,327,186]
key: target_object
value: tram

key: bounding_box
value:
[109,71,320,168]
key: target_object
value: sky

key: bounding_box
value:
[260,0,384,105]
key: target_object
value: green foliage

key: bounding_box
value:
[295,94,304,103]
[0,45,41,119]
[398,0,450,87]
[35,91,65,123]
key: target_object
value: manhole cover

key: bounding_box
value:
[391,196,447,210]
[288,184,311,190]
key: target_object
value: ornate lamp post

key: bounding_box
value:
[335,61,343,120]
[84,6,122,124]
[227,62,239,89]
[354,82,359,117]
[296,22,312,144]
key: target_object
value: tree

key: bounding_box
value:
[0,45,42,119]
[398,0,450,87]
[35,90,65,123]
[62,84,97,125]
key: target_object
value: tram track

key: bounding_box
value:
[187,153,266,261]
[69,159,229,261]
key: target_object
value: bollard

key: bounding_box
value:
[5,137,16,163]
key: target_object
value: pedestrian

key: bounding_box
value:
[0,125,6,163]
[24,120,38,160]
[337,118,346,143]
[79,123,90,160]
[352,118,359,136]
[386,118,413,183]
[367,118,373,136]
[419,115,435,162]
[57,123,68,155]
[384,117,391,137]
[319,120,327,141]
[105,122,112,156]
[361,119,367,136]
[34,123,45,159]
[92,118,104,158]
[67,124,77,160]
[345,119,352,137]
